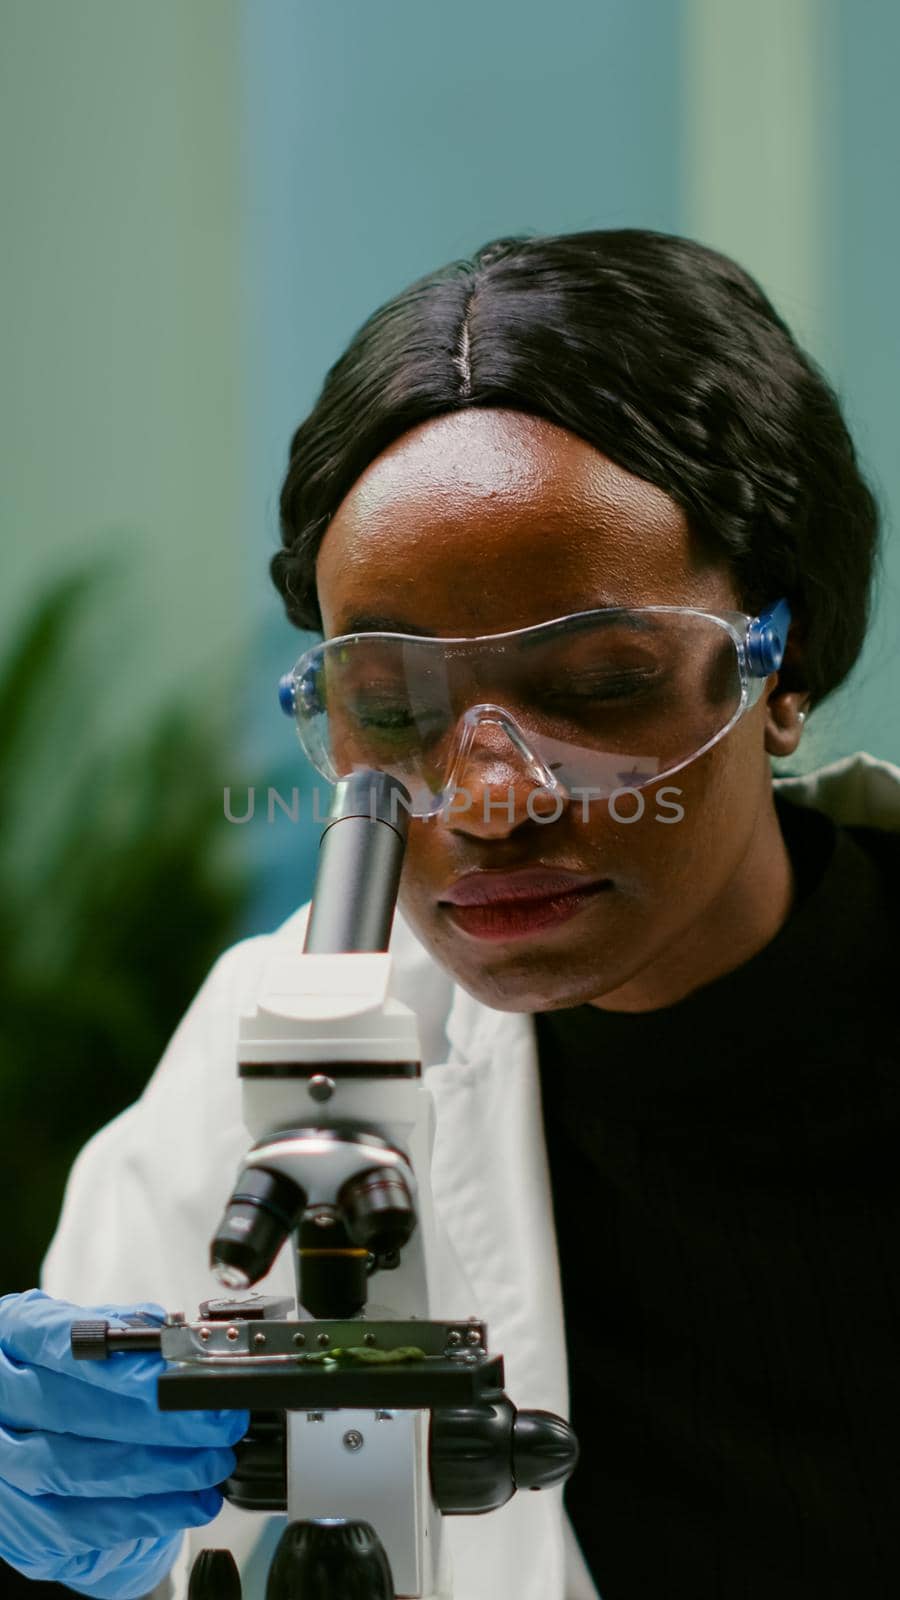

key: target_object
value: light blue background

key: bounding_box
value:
[3,1,897,934]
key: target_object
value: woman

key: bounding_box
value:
[5,229,900,1599]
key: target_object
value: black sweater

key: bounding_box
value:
[535,793,900,1600]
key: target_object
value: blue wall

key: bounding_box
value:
[238,0,683,931]
[828,0,900,761]
[237,0,900,933]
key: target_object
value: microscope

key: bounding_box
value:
[72,770,578,1598]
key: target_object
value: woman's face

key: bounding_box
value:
[315,408,789,1014]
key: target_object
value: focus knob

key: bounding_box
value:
[430,1398,580,1512]
[188,1549,242,1600]
[512,1408,580,1490]
[266,1521,393,1600]
[430,1397,516,1514]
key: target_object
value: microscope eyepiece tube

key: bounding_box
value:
[303,771,412,955]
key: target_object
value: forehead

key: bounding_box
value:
[315,409,731,635]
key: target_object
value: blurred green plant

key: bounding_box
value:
[0,564,251,1291]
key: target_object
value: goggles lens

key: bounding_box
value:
[284,606,781,816]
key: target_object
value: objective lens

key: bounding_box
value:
[339,1166,416,1256]
[210,1167,306,1289]
[213,1263,252,1291]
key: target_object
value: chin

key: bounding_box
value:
[401,905,624,1012]
[452,959,612,1015]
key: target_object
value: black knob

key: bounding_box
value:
[71,1318,163,1360]
[513,1408,580,1490]
[430,1399,580,1512]
[224,1411,286,1512]
[430,1398,516,1514]
[265,1520,393,1600]
[70,1320,111,1360]
[188,1548,242,1600]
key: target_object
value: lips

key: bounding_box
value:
[439,871,612,943]
[439,867,609,906]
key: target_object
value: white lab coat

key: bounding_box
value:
[41,750,900,1600]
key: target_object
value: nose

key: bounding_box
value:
[440,704,567,837]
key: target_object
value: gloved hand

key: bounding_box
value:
[0,1289,250,1599]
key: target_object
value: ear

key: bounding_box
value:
[763,625,811,758]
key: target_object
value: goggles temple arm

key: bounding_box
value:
[746,598,791,677]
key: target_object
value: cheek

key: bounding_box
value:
[623,709,771,898]
[391,711,771,1007]
[396,820,446,921]
[394,770,733,928]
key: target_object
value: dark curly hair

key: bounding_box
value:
[273,228,881,711]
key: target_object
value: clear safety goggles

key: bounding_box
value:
[278,599,791,818]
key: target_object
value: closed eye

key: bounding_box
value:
[539,671,664,704]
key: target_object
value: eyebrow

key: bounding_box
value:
[338,613,439,636]
[337,599,636,638]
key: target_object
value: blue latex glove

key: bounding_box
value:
[0,1289,250,1598]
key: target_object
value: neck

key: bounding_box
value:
[589,793,796,1014]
